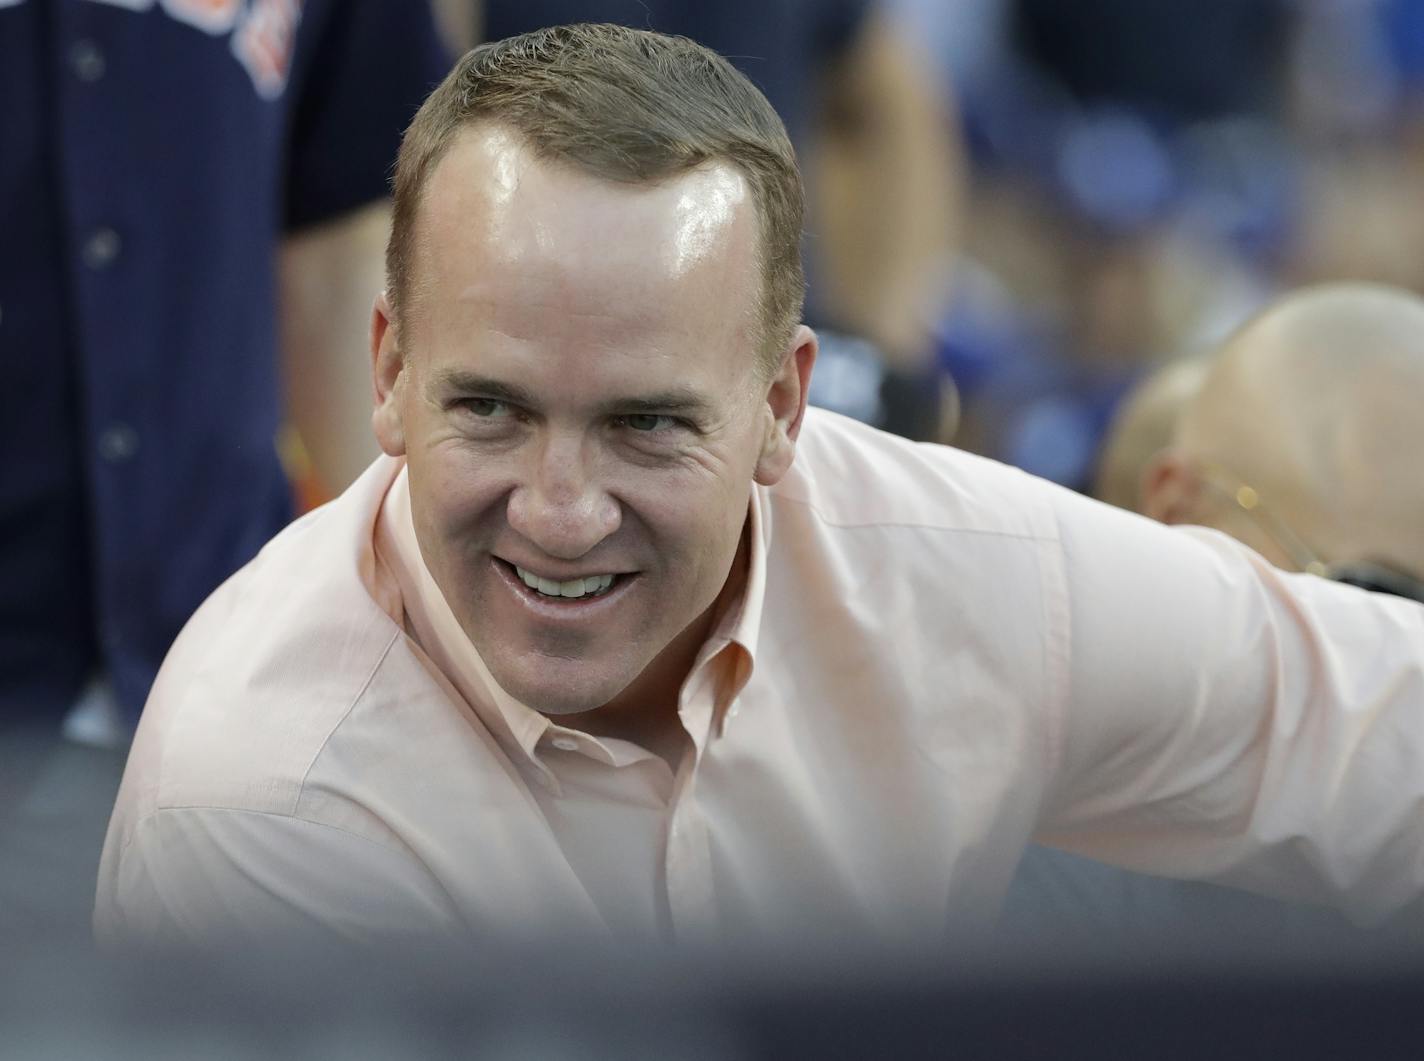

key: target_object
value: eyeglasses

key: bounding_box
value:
[1196,461,1328,575]
[1330,563,1424,604]
[1196,461,1424,605]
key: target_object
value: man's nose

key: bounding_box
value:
[506,435,621,560]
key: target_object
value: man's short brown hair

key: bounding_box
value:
[387,23,806,372]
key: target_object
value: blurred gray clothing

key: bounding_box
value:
[0,730,125,942]
[1001,844,1364,952]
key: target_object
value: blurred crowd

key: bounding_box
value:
[6,0,1424,978]
[912,0,1424,492]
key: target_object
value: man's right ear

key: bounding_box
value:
[1140,448,1204,525]
[370,292,407,457]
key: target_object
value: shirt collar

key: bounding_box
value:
[699,481,768,696]
[373,465,770,764]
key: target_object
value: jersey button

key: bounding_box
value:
[82,227,122,270]
[550,736,580,753]
[97,424,140,464]
[70,39,107,83]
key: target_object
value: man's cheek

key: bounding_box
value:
[429,477,513,533]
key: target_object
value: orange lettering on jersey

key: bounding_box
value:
[77,0,157,11]
[231,0,303,100]
[160,0,240,36]
[68,0,303,100]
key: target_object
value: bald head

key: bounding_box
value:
[1095,355,1212,513]
[1164,283,1424,575]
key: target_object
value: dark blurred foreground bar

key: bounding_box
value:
[5,926,1424,1059]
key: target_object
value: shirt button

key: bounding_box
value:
[97,424,140,463]
[70,39,107,83]
[82,227,122,269]
[550,736,579,753]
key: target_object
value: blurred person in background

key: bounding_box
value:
[1147,282,1424,597]
[98,28,1424,954]
[1089,353,1212,514]
[1282,1,1424,299]
[481,0,964,441]
[0,0,448,938]
[923,0,1294,489]
[1005,281,1424,949]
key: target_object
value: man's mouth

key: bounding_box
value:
[513,564,619,601]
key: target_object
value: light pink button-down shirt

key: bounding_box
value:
[96,409,1424,949]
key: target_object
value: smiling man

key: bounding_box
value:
[98,26,1424,951]
[372,122,806,767]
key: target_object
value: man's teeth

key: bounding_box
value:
[515,566,616,599]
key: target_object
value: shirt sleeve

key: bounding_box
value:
[282,0,453,232]
[1036,486,1424,925]
[95,807,464,951]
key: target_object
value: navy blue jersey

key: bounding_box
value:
[0,0,449,727]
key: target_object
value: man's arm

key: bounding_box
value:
[279,201,390,500]
[277,0,455,500]
[430,0,480,53]
[1037,489,1424,924]
[811,8,964,373]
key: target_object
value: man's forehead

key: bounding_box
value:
[421,124,757,272]
[406,124,763,352]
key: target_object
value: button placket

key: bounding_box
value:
[663,735,717,940]
[664,807,715,940]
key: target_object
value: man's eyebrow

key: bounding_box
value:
[431,370,716,419]
[429,371,537,408]
[596,389,716,419]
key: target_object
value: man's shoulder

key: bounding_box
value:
[126,459,413,820]
[775,407,1063,542]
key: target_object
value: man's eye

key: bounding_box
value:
[464,398,512,418]
[617,413,676,433]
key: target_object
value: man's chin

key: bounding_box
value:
[490,660,631,718]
